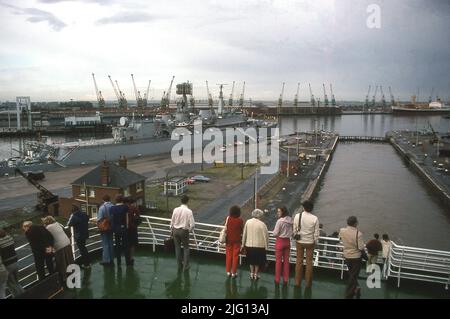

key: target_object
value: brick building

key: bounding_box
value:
[60,156,146,218]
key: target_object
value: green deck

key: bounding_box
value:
[70,248,450,299]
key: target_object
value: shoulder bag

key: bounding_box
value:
[219,216,229,244]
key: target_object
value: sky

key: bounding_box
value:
[0,0,449,102]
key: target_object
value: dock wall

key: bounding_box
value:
[390,138,450,207]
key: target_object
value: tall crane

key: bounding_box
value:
[206,80,213,109]
[428,87,434,103]
[277,82,285,113]
[389,86,395,106]
[364,85,371,111]
[143,80,151,107]
[323,83,329,107]
[238,81,246,108]
[380,85,386,109]
[294,82,300,107]
[161,76,175,108]
[92,73,105,108]
[228,81,235,107]
[108,75,123,109]
[131,74,144,108]
[372,85,378,107]
[309,83,316,107]
[115,80,128,109]
[330,84,336,107]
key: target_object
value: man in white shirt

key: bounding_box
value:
[170,195,195,272]
[293,200,320,288]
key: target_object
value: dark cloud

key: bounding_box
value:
[0,2,67,31]
[96,12,160,25]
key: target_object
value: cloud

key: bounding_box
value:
[38,0,114,4]
[0,2,67,31]
[96,12,160,25]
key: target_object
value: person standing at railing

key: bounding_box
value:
[67,205,91,269]
[125,197,141,266]
[381,234,392,262]
[110,195,132,267]
[242,209,269,280]
[224,205,244,278]
[97,194,114,266]
[339,216,365,299]
[22,221,55,281]
[293,200,320,288]
[366,233,383,270]
[0,228,25,298]
[42,216,74,286]
[273,206,293,285]
[170,195,195,272]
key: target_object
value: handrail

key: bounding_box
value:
[7,215,450,298]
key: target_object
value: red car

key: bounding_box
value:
[185,178,195,185]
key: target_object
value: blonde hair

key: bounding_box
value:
[251,209,264,219]
[42,216,56,226]
[22,221,33,229]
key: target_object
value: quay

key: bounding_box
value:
[338,136,387,142]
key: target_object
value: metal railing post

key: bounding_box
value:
[145,217,157,252]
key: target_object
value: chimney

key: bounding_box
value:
[118,155,127,169]
[101,161,109,186]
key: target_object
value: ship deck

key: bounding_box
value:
[66,248,449,299]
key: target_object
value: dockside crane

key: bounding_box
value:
[277,82,285,113]
[108,75,123,109]
[115,80,128,109]
[372,85,378,107]
[143,80,151,107]
[238,81,246,108]
[323,83,329,107]
[429,87,434,103]
[206,80,214,109]
[161,76,175,108]
[131,74,144,108]
[380,85,386,109]
[364,85,371,111]
[309,83,316,107]
[92,73,105,108]
[389,86,395,106]
[228,81,235,107]
[330,84,336,107]
[294,82,300,107]
[15,168,59,213]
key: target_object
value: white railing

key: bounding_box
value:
[8,215,450,298]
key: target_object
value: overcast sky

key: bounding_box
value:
[0,0,449,102]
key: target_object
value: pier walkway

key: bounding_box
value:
[338,136,387,142]
[9,216,450,299]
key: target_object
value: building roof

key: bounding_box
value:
[72,162,146,189]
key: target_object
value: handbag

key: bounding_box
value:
[218,216,229,244]
[356,230,368,261]
[293,212,303,240]
[164,230,175,252]
[97,218,111,232]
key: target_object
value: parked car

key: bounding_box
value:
[191,175,211,182]
[185,178,195,185]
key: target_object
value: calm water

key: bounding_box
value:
[279,114,450,137]
[314,143,450,250]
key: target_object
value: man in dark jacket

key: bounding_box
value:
[22,221,55,281]
[67,205,91,268]
[110,194,131,266]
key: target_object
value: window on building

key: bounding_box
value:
[137,198,143,206]
[80,186,86,196]
[123,187,130,197]
[80,204,87,212]
[89,188,96,198]
[136,182,143,192]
